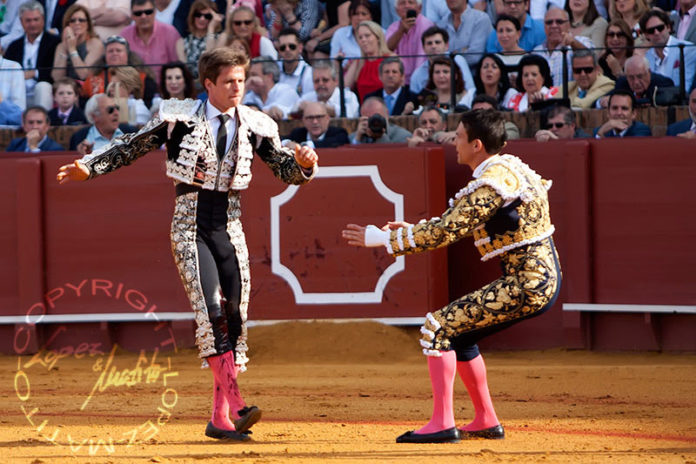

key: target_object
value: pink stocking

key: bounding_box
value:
[208,351,246,430]
[415,350,457,434]
[457,354,499,431]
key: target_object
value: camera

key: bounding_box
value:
[366,114,387,141]
[406,9,417,18]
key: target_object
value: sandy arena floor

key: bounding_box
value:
[2,322,695,464]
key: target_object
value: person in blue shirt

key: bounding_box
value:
[6,106,64,152]
[485,0,546,52]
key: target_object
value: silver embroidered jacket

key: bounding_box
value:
[79,98,317,188]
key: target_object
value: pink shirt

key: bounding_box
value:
[677,4,696,41]
[386,14,434,84]
[120,21,181,85]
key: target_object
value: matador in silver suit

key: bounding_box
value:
[343,109,561,444]
[58,49,318,441]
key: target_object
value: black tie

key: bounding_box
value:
[216,113,230,159]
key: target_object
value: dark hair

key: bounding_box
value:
[421,26,448,46]
[601,19,635,61]
[474,53,512,104]
[495,14,521,30]
[638,8,673,33]
[516,54,553,90]
[199,48,249,87]
[544,104,575,125]
[131,0,153,8]
[187,0,219,35]
[426,57,464,94]
[419,105,447,124]
[278,27,301,41]
[458,109,507,154]
[23,105,49,123]
[160,61,196,99]
[472,94,499,108]
[379,56,404,75]
[608,88,636,111]
[563,0,599,27]
[348,0,372,17]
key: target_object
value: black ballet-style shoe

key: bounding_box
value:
[396,427,461,443]
[234,405,262,433]
[459,424,505,440]
[205,421,251,441]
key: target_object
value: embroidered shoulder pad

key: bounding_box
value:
[475,163,521,200]
[159,98,201,122]
[237,104,279,138]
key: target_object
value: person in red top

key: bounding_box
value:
[343,20,393,102]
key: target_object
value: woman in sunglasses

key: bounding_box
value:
[52,4,104,83]
[565,0,608,48]
[598,19,634,81]
[176,0,222,80]
[214,6,276,59]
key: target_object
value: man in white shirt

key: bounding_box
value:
[243,56,299,120]
[293,60,360,118]
[0,45,27,113]
[276,28,314,96]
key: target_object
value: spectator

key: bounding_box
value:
[330,0,372,65]
[641,9,696,92]
[406,104,450,146]
[120,0,181,84]
[608,55,674,107]
[598,19,634,81]
[473,53,519,109]
[486,0,546,53]
[5,1,60,109]
[568,49,615,108]
[594,89,651,137]
[48,77,87,125]
[216,5,277,59]
[566,0,608,48]
[293,60,360,118]
[471,94,520,139]
[305,0,350,57]
[418,56,474,111]
[159,61,196,100]
[608,0,649,39]
[436,0,492,67]
[533,7,591,87]
[379,0,399,29]
[6,106,63,152]
[0,44,28,114]
[493,14,526,73]
[69,93,137,152]
[0,1,23,50]
[410,26,475,94]
[422,0,450,24]
[529,0,565,20]
[153,0,181,26]
[267,0,321,43]
[534,104,588,141]
[507,53,560,111]
[106,66,151,126]
[363,56,420,115]
[276,28,314,96]
[176,0,221,80]
[44,0,79,36]
[75,0,130,41]
[349,96,412,143]
[52,4,104,82]
[666,87,696,137]
[671,0,696,44]
[243,56,299,120]
[385,0,434,84]
[344,20,393,102]
[82,35,158,108]
[283,101,350,148]
[227,35,252,58]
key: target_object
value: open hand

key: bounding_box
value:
[57,160,89,184]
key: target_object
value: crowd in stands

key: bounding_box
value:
[2,0,696,154]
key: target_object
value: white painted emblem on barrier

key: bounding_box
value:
[270,165,405,304]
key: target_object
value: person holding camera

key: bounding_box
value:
[349,96,412,144]
[385,0,434,84]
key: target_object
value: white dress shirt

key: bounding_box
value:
[242,82,300,119]
[206,100,237,155]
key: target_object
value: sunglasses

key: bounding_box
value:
[544,19,568,25]
[105,35,127,45]
[278,43,297,52]
[133,8,154,16]
[106,105,119,114]
[194,12,213,20]
[644,23,666,35]
[606,31,626,38]
[573,66,594,74]
[69,17,88,23]
[233,19,253,26]
[546,122,566,129]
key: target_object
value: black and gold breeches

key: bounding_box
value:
[420,238,561,361]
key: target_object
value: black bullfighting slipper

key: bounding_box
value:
[234,406,262,433]
[205,421,251,441]
[396,427,461,443]
[459,424,505,439]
